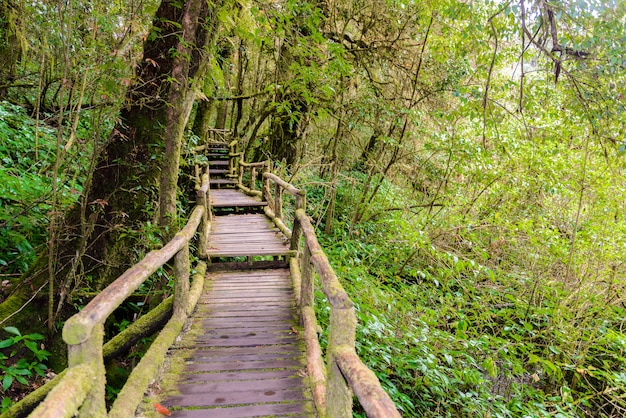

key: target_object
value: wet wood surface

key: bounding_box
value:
[155,269,316,417]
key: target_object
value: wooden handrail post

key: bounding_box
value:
[327,307,357,417]
[275,183,283,220]
[196,177,210,257]
[300,244,313,320]
[173,243,190,317]
[296,190,306,212]
[262,163,271,202]
[290,191,305,251]
[250,166,257,191]
[194,164,201,190]
[228,139,237,177]
[67,323,106,417]
[238,153,244,186]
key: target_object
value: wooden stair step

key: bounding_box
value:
[210,190,267,208]
[209,168,228,174]
[208,160,229,166]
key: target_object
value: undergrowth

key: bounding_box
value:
[304,170,626,417]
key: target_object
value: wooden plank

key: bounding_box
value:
[209,160,229,166]
[180,351,302,363]
[184,358,302,372]
[208,252,294,258]
[210,179,236,184]
[176,344,301,357]
[204,287,293,294]
[198,299,294,307]
[197,327,295,337]
[209,191,267,208]
[173,377,306,395]
[209,281,292,287]
[168,369,300,383]
[197,309,295,318]
[169,402,310,417]
[191,334,299,346]
[166,387,307,407]
[190,322,295,330]
[196,318,296,328]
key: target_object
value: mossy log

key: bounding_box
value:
[187,262,206,316]
[263,172,302,195]
[326,307,356,418]
[107,262,205,417]
[289,257,302,304]
[302,306,327,416]
[264,206,293,238]
[108,315,185,418]
[27,365,94,418]
[237,183,263,197]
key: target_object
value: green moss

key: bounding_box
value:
[103,296,173,360]
[108,316,185,418]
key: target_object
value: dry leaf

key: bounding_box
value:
[154,403,172,416]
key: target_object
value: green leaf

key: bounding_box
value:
[24,340,37,353]
[13,368,30,376]
[26,333,44,341]
[0,339,14,349]
[483,357,498,378]
[3,327,20,337]
[2,374,12,392]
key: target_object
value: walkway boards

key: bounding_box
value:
[151,269,316,417]
[208,213,296,259]
[210,189,267,209]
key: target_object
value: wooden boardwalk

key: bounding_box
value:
[208,214,295,259]
[143,187,316,417]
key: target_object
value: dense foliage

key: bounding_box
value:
[1,0,625,415]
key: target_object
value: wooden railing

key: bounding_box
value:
[27,175,212,418]
[235,158,401,417]
[18,143,401,417]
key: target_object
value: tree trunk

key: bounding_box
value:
[0,0,220,328]
[192,100,214,142]
[0,0,22,99]
[214,41,233,130]
[158,0,215,234]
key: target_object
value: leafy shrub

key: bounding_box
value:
[0,326,50,412]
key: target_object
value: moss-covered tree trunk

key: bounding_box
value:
[0,0,220,329]
[158,0,216,233]
[192,100,214,141]
[0,0,22,99]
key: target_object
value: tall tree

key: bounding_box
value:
[0,0,223,328]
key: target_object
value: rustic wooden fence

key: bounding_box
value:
[23,176,211,418]
[14,141,401,417]
[237,156,402,418]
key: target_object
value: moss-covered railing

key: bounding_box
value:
[24,175,212,418]
[231,163,401,417]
